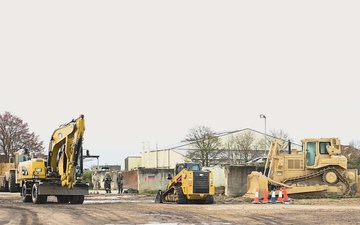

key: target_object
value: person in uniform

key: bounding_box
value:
[103,172,112,193]
[92,169,100,194]
[117,171,124,194]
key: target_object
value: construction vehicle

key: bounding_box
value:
[0,148,35,192]
[155,162,215,204]
[244,138,359,199]
[16,114,89,204]
[0,160,16,192]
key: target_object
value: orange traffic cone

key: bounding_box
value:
[252,188,261,204]
[277,187,283,203]
[262,188,268,204]
[283,186,290,203]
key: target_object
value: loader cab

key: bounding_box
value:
[175,162,201,174]
[168,162,202,179]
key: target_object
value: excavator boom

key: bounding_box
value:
[47,115,85,188]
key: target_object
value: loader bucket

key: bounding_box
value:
[242,171,268,199]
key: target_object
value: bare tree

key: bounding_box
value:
[0,111,44,159]
[269,129,292,150]
[183,126,222,167]
[349,140,360,149]
[223,130,261,164]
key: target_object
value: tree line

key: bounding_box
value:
[183,125,292,166]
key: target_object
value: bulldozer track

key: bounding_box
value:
[282,167,351,198]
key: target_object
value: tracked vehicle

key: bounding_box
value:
[244,138,358,199]
[155,162,215,204]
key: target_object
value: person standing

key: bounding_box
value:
[117,171,124,194]
[103,172,112,193]
[92,169,100,194]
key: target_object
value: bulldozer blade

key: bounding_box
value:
[242,171,268,199]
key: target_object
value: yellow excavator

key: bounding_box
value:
[155,162,215,204]
[17,114,89,204]
[244,138,358,199]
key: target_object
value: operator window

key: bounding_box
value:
[319,142,330,154]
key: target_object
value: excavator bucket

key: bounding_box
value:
[242,171,268,199]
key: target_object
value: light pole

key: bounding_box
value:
[260,114,267,175]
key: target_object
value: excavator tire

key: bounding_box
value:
[57,195,70,203]
[21,184,32,202]
[69,195,85,204]
[32,184,47,204]
[77,195,85,204]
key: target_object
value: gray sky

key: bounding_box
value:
[1,1,359,168]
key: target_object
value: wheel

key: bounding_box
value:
[337,182,348,195]
[21,184,32,202]
[323,171,338,184]
[4,180,9,192]
[69,195,84,204]
[57,195,70,203]
[77,195,85,204]
[8,172,17,193]
[69,195,80,204]
[32,184,47,204]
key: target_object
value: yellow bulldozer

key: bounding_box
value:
[155,162,215,204]
[244,138,358,199]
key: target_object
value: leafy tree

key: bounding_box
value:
[0,111,44,159]
[183,126,222,167]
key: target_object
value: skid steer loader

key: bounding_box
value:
[155,162,215,204]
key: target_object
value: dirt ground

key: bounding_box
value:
[1,191,360,225]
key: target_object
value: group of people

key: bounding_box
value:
[92,170,124,194]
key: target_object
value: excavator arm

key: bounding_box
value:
[47,114,85,188]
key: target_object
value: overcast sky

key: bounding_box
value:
[1,1,359,168]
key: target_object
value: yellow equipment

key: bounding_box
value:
[155,162,215,204]
[244,138,358,199]
[0,161,16,191]
[17,114,89,204]
[0,147,36,192]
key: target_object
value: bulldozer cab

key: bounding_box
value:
[302,138,347,169]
